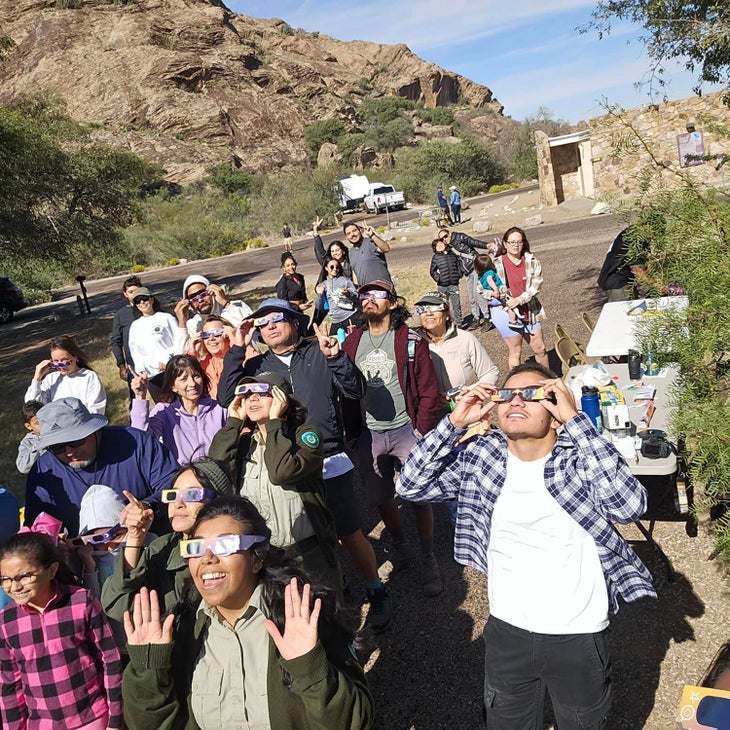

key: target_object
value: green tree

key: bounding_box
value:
[303,119,347,162]
[0,96,162,295]
[584,1,730,100]
[393,138,506,202]
[203,162,254,195]
[358,96,416,125]
[507,107,573,181]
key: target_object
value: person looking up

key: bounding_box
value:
[342,280,444,597]
[398,363,655,729]
[174,274,253,353]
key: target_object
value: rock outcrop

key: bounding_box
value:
[0,0,510,183]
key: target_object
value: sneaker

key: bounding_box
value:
[466,319,481,332]
[421,552,443,597]
[365,584,393,634]
[507,320,525,332]
[388,541,416,572]
[482,320,496,332]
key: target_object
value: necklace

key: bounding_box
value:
[367,329,390,354]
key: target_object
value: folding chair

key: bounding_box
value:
[555,336,588,375]
[581,312,596,334]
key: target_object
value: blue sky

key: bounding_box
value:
[228,0,721,124]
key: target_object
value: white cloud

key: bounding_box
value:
[235,0,597,51]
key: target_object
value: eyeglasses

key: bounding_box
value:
[200,328,225,340]
[505,240,524,246]
[0,571,39,590]
[491,386,553,403]
[50,437,88,455]
[161,487,216,504]
[187,290,211,305]
[133,296,151,304]
[438,234,449,241]
[358,290,390,301]
[179,534,267,559]
[253,312,288,328]
[326,265,340,271]
[415,304,445,314]
[50,358,77,369]
[235,382,273,398]
[70,524,123,547]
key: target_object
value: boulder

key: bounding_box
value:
[317,142,341,167]
[473,221,493,233]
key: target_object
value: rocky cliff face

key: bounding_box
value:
[0,0,508,183]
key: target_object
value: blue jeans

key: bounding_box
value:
[451,204,461,223]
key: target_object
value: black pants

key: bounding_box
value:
[483,616,612,730]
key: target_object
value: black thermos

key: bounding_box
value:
[628,349,642,380]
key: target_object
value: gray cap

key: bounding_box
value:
[37,398,108,450]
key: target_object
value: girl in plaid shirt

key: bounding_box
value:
[0,532,123,730]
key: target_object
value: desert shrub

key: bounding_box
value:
[363,117,413,152]
[204,163,254,195]
[130,264,145,273]
[416,107,455,126]
[488,183,520,193]
[358,97,416,125]
[304,119,347,162]
[167,257,180,266]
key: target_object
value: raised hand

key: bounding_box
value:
[174,299,190,327]
[130,371,149,400]
[313,216,323,233]
[207,283,228,306]
[123,587,175,646]
[232,319,255,349]
[120,490,154,543]
[269,385,290,420]
[312,322,339,358]
[264,578,320,661]
[538,378,579,425]
[34,359,52,381]
[449,384,497,429]
[229,393,247,421]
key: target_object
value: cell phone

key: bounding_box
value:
[444,386,463,400]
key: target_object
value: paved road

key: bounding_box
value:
[7,196,619,335]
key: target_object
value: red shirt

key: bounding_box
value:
[502,256,529,318]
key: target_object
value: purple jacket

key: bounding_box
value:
[130,395,227,465]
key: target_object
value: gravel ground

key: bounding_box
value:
[337,193,730,730]
[5,189,727,729]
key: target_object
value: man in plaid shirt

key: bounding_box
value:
[398,363,656,730]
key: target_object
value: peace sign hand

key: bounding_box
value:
[313,322,339,358]
[123,587,175,646]
[264,578,321,661]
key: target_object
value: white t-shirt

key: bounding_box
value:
[486,451,609,634]
[24,369,107,415]
[128,311,178,377]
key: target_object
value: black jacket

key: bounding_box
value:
[217,340,366,457]
[111,304,139,368]
[276,274,308,305]
[449,232,488,275]
[429,250,462,286]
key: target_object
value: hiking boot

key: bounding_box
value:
[388,541,416,572]
[421,552,443,597]
[365,584,393,634]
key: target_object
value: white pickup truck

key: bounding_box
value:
[363,183,406,214]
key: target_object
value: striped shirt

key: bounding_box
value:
[398,412,656,614]
[0,583,123,730]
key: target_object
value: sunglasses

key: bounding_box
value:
[235,382,274,397]
[160,487,217,504]
[491,386,555,403]
[187,290,211,305]
[253,312,289,328]
[69,524,122,547]
[200,328,225,340]
[179,533,268,559]
[133,296,151,304]
[50,436,88,455]
[50,358,77,369]
[415,304,445,314]
[438,235,449,241]
[358,290,390,301]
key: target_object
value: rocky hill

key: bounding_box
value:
[0,0,512,183]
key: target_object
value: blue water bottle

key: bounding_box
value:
[581,386,602,433]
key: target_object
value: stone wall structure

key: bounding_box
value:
[590,93,730,198]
